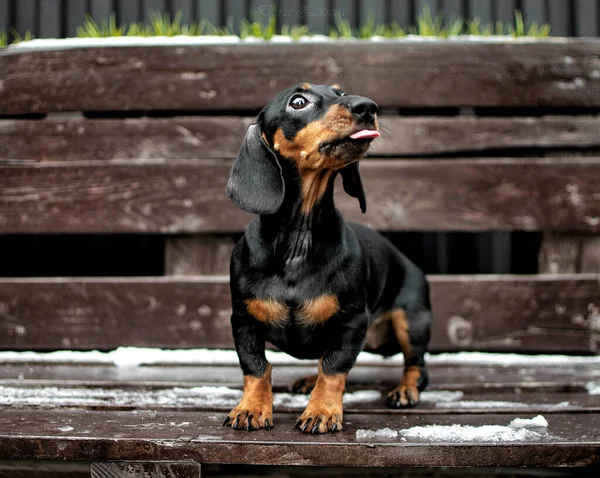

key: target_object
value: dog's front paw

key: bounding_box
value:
[295,406,343,434]
[223,406,273,431]
[386,384,419,408]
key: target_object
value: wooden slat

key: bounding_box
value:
[90,0,113,26]
[165,236,235,275]
[494,0,515,23]
[91,462,201,478]
[1,360,598,390]
[5,116,600,161]
[360,0,385,26]
[0,275,597,352]
[118,0,140,24]
[197,0,220,25]
[0,0,9,32]
[2,158,600,233]
[522,0,545,27]
[0,409,598,467]
[333,0,357,27]
[172,0,193,24]
[539,234,600,273]
[389,0,410,27]
[548,0,570,36]
[2,41,600,114]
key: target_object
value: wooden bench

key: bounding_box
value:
[0,39,599,476]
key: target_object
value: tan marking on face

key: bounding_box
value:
[272,104,358,212]
[245,298,289,324]
[299,82,312,90]
[296,360,346,433]
[332,84,342,91]
[261,132,268,145]
[390,308,412,360]
[298,293,340,325]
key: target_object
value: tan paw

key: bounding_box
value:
[223,406,272,431]
[387,384,420,408]
[295,407,343,434]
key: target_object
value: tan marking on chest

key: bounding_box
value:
[245,298,289,324]
[297,294,340,325]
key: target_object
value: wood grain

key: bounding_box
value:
[0,275,597,352]
[539,233,600,273]
[1,158,600,233]
[91,462,201,478]
[0,408,598,467]
[3,116,600,161]
[2,41,600,114]
[165,236,235,275]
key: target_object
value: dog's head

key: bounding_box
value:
[227,83,379,215]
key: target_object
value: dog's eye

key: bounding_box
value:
[290,95,308,110]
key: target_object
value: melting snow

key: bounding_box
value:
[420,391,464,402]
[435,400,570,410]
[0,385,380,409]
[357,415,549,442]
[1,347,599,368]
[4,35,563,52]
[586,382,600,395]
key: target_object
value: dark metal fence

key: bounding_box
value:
[1,0,599,38]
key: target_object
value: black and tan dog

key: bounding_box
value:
[224,83,432,434]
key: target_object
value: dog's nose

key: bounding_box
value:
[349,97,378,123]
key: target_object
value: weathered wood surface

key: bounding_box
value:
[91,462,201,478]
[0,409,598,467]
[2,158,600,233]
[1,381,598,413]
[2,41,600,114]
[539,233,600,273]
[165,236,235,275]
[3,116,600,161]
[0,275,598,352]
[1,361,598,391]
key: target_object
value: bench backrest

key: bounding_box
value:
[0,40,599,354]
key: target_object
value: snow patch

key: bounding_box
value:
[5,35,567,52]
[57,426,74,432]
[436,400,570,410]
[509,415,549,428]
[1,348,599,368]
[586,381,600,395]
[0,385,380,409]
[420,390,464,402]
[357,416,549,442]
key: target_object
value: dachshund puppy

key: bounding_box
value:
[224,83,432,434]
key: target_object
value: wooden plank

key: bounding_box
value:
[91,462,200,478]
[1,382,598,413]
[0,275,597,352]
[2,158,600,233]
[0,409,598,467]
[165,236,235,275]
[389,0,411,27]
[4,116,600,161]
[39,0,62,39]
[441,0,464,24]
[575,0,598,37]
[477,232,512,274]
[3,41,600,114]
[90,0,113,26]
[278,0,303,28]
[1,360,599,391]
[359,0,385,26]
[224,0,246,35]
[65,0,87,37]
[539,234,600,273]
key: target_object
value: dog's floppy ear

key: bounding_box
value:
[227,124,285,215]
[340,162,367,214]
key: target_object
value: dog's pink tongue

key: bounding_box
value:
[350,129,380,139]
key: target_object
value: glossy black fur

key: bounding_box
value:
[227,84,432,402]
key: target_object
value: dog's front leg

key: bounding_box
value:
[223,316,273,431]
[295,314,368,434]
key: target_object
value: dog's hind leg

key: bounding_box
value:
[290,374,318,394]
[386,304,432,408]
